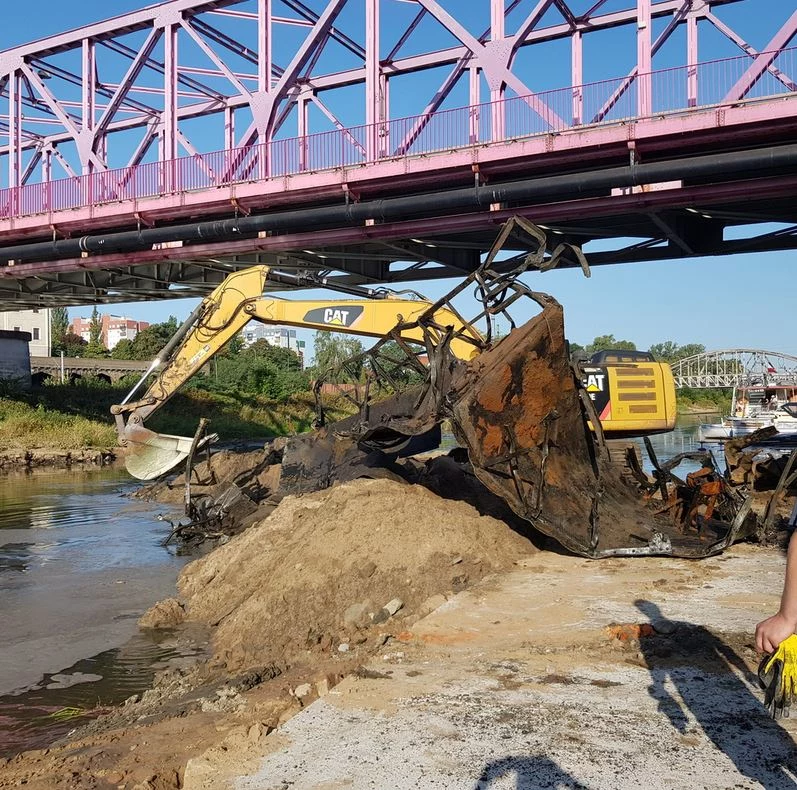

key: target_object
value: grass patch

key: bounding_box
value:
[0,399,117,449]
[0,379,355,450]
[148,388,354,439]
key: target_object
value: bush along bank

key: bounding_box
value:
[676,387,732,415]
[0,376,354,470]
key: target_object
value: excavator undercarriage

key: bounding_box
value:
[116,218,753,558]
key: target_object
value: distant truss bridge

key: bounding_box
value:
[671,350,797,389]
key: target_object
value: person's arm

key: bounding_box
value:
[756,530,797,653]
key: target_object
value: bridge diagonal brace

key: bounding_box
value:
[647,212,695,255]
[415,0,566,129]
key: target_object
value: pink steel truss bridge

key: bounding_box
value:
[0,0,796,308]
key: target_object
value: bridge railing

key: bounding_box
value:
[1,46,795,221]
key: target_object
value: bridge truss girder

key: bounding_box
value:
[1,163,797,310]
[673,349,797,389]
[0,0,790,190]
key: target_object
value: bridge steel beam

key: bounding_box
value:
[0,0,759,185]
[0,140,796,263]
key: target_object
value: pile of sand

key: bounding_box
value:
[174,477,535,670]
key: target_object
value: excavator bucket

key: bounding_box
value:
[284,299,752,557]
[444,301,663,555]
[284,223,753,558]
[447,298,607,555]
[122,423,213,481]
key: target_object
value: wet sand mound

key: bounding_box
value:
[177,478,535,671]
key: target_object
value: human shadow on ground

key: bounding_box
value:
[636,599,797,790]
[474,755,588,789]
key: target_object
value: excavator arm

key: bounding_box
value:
[112,264,481,479]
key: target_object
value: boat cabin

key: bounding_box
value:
[732,385,797,417]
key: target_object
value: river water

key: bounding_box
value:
[0,419,716,756]
[630,412,721,475]
[0,467,203,756]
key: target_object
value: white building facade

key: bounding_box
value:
[0,309,52,356]
[71,314,149,350]
[240,323,297,350]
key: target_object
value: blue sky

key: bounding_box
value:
[2,1,796,358]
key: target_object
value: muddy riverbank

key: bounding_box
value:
[0,448,118,471]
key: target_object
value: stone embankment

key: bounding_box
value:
[0,448,117,470]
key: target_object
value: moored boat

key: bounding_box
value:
[698,384,797,442]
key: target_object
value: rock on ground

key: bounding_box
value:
[138,598,186,629]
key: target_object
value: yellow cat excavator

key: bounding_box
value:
[111,219,754,559]
[112,262,675,481]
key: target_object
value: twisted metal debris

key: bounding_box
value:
[277,218,753,558]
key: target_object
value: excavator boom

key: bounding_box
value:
[112,265,481,478]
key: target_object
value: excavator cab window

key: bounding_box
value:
[589,350,656,364]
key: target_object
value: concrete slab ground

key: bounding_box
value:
[184,546,797,790]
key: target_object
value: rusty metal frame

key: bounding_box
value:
[312,217,569,429]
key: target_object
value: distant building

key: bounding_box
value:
[240,323,297,350]
[70,314,150,349]
[0,330,32,388]
[0,308,52,356]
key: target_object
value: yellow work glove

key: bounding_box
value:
[758,634,797,718]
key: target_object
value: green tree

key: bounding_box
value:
[128,316,179,360]
[648,340,679,361]
[205,341,307,400]
[312,332,365,381]
[85,307,108,358]
[218,333,245,359]
[585,334,636,355]
[50,307,69,353]
[61,331,87,357]
[648,341,706,362]
[110,338,135,360]
[244,339,302,370]
[373,340,425,387]
[676,343,706,360]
